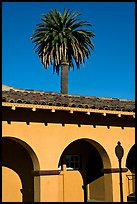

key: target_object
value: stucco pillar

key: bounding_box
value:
[61,164,66,202]
[110,168,128,202]
[111,172,120,202]
[59,164,84,202]
[103,173,113,201]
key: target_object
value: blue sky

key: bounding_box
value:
[2,2,135,99]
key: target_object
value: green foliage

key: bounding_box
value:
[30,8,95,74]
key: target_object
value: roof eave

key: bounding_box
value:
[2,102,135,118]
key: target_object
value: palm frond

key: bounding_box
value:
[30,8,95,74]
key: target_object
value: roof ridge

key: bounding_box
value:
[2,84,134,101]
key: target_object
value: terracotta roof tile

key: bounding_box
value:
[2,85,135,112]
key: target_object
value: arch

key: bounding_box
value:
[126,144,135,199]
[2,136,40,202]
[58,138,112,169]
[84,138,112,169]
[58,138,113,202]
[126,144,135,173]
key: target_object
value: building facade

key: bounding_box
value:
[2,85,135,202]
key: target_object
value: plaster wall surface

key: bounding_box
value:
[2,167,22,202]
[2,121,134,170]
[2,111,135,202]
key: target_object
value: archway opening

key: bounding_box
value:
[2,137,40,202]
[58,138,113,202]
[126,145,135,201]
[126,145,135,173]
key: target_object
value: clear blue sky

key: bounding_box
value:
[2,2,135,100]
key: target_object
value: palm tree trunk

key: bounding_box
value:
[61,63,69,94]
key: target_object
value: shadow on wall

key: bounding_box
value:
[2,137,40,202]
[58,138,113,202]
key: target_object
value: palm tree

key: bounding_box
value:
[30,8,95,94]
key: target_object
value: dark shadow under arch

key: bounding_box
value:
[126,144,135,173]
[58,138,113,202]
[126,144,135,200]
[2,136,40,202]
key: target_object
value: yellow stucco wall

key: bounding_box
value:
[2,119,134,202]
[2,122,134,166]
[59,167,84,202]
[2,167,22,202]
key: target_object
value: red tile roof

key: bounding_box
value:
[2,85,135,112]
